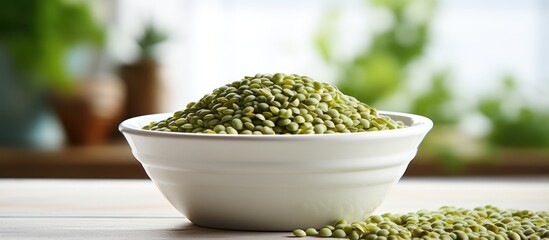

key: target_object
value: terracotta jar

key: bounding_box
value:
[119,60,161,118]
[51,75,125,145]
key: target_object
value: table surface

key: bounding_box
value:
[1,178,548,239]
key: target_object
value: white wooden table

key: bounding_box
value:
[1,178,548,239]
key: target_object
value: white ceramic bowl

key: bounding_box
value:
[120,111,432,231]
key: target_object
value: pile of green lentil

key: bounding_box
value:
[292,206,549,240]
[143,73,405,134]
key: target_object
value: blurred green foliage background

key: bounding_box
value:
[0,0,104,147]
[0,0,547,175]
[315,0,549,172]
[0,0,103,92]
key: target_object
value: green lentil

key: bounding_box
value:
[287,122,299,132]
[144,73,405,134]
[293,229,306,237]
[213,125,225,133]
[333,229,346,238]
[279,109,293,119]
[226,126,238,134]
[323,225,336,231]
[319,228,333,237]
[290,206,549,239]
[231,118,243,130]
[349,231,360,240]
[306,227,319,236]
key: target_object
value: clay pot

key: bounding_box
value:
[119,60,161,118]
[51,75,125,145]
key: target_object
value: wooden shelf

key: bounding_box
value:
[407,149,549,176]
[1,144,548,178]
[0,142,147,179]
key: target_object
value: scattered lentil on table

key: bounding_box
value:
[143,73,406,134]
[292,206,549,240]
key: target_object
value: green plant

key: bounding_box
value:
[410,70,458,125]
[0,0,104,91]
[136,22,168,62]
[316,0,437,104]
[479,76,549,148]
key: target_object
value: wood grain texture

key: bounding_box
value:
[1,178,548,239]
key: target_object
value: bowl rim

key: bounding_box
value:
[119,111,433,141]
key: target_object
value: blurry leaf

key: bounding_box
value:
[478,99,501,121]
[490,109,549,148]
[314,7,341,63]
[137,22,168,61]
[370,0,411,12]
[411,70,457,124]
[435,146,465,175]
[0,0,104,91]
[315,0,437,103]
[338,52,400,103]
[502,75,515,91]
[478,76,549,148]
